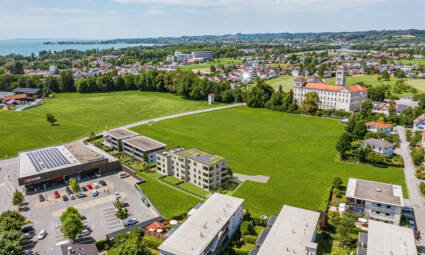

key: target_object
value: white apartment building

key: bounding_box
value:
[156,148,229,191]
[102,128,138,151]
[159,193,244,255]
[345,178,404,225]
[253,205,320,255]
[293,77,367,112]
[122,136,166,164]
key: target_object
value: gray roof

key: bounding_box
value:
[362,138,394,149]
[367,220,416,255]
[122,135,165,152]
[103,128,138,140]
[47,244,99,255]
[0,91,14,99]
[346,178,403,207]
[11,87,41,94]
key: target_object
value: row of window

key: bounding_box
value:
[371,210,395,218]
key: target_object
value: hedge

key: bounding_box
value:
[143,235,163,249]
[242,235,257,244]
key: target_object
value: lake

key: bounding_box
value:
[0,39,152,56]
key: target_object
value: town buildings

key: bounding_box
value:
[365,121,393,135]
[362,138,395,157]
[158,193,244,255]
[413,114,425,132]
[345,178,404,225]
[356,220,416,255]
[103,128,138,151]
[251,205,320,255]
[156,148,229,191]
[166,51,214,63]
[122,136,166,164]
[293,71,368,112]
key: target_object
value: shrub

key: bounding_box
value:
[252,217,267,227]
[240,221,255,235]
[420,182,425,195]
[143,235,163,249]
[242,235,257,244]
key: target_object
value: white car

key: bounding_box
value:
[124,218,138,226]
[37,229,47,240]
[92,190,98,197]
[78,228,90,238]
[95,173,101,178]
[114,192,121,198]
[93,183,99,189]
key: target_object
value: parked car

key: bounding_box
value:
[23,232,33,239]
[114,192,121,198]
[124,218,138,226]
[93,183,99,189]
[99,180,107,186]
[38,194,45,202]
[77,228,90,238]
[95,173,101,178]
[62,195,68,201]
[92,190,98,197]
[54,190,60,198]
[22,225,33,233]
[37,229,47,240]
[81,186,88,192]
[86,184,93,190]
[66,187,72,195]
[70,194,76,200]
[408,220,416,229]
[77,192,85,198]
[120,173,129,178]
[123,202,129,208]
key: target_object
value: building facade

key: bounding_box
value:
[365,121,393,135]
[293,77,367,112]
[156,148,229,191]
[103,128,138,151]
[122,136,166,164]
[345,178,404,225]
[413,114,425,132]
[159,194,244,255]
[335,65,347,86]
[362,138,394,157]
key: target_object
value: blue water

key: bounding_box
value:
[0,39,151,56]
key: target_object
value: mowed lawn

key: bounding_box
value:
[0,91,224,159]
[131,106,407,216]
[179,58,242,70]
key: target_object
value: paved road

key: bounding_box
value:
[397,126,425,253]
[0,157,20,212]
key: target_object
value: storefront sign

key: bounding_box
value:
[23,176,41,184]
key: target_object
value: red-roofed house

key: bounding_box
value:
[365,121,393,135]
[145,221,167,232]
[414,114,425,132]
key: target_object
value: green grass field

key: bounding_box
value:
[0,91,224,159]
[265,76,295,91]
[393,59,425,65]
[179,58,242,70]
[131,106,406,216]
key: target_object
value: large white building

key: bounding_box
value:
[159,193,244,255]
[167,51,214,63]
[253,205,320,255]
[122,136,166,164]
[345,178,404,225]
[156,148,229,191]
[293,69,367,112]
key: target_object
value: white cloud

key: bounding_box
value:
[25,8,93,14]
[112,0,236,7]
[147,8,168,16]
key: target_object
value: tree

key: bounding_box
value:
[69,178,80,193]
[59,71,75,92]
[0,229,25,255]
[333,177,343,190]
[336,132,352,154]
[352,121,367,139]
[60,206,81,222]
[116,208,129,225]
[380,70,390,81]
[301,92,319,114]
[209,65,216,73]
[118,229,151,255]
[0,210,26,231]
[360,99,372,119]
[334,214,356,245]
[61,213,83,242]
[46,113,57,126]
[113,198,124,210]
[12,190,23,207]
[240,221,255,235]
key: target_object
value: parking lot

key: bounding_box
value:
[20,171,160,255]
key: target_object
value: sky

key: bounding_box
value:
[0,0,424,40]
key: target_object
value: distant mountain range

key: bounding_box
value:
[43,29,425,45]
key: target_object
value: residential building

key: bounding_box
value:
[252,205,320,255]
[293,77,367,112]
[356,220,416,255]
[413,113,425,132]
[47,244,99,255]
[11,87,42,98]
[372,100,413,116]
[122,136,166,164]
[362,138,394,157]
[345,178,404,225]
[49,65,57,75]
[156,148,229,191]
[335,65,347,86]
[365,121,393,135]
[158,193,244,255]
[103,128,138,151]
[192,51,214,59]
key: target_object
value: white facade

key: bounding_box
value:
[121,136,166,164]
[413,114,425,132]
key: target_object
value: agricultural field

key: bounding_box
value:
[131,106,407,217]
[0,91,224,159]
[393,58,425,65]
[179,57,242,70]
[264,75,295,91]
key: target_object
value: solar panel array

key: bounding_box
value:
[193,154,221,164]
[27,147,71,172]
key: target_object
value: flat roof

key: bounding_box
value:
[19,142,105,179]
[159,194,244,255]
[122,136,166,152]
[346,178,403,206]
[367,220,416,255]
[176,148,225,166]
[103,128,138,140]
[257,205,320,255]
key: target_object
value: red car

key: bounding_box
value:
[86,184,93,190]
[54,191,60,198]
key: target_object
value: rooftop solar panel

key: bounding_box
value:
[27,147,72,172]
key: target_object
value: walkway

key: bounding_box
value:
[233,173,270,183]
[397,126,425,253]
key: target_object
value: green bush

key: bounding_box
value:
[420,182,425,195]
[240,221,255,235]
[143,235,163,249]
[95,237,111,251]
[242,235,257,244]
[252,217,267,227]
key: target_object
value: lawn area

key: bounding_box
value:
[137,171,201,219]
[131,106,407,217]
[179,58,242,70]
[177,182,210,197]
[161,176,182,185]
[393,58,425,65]
[265,75,295,92]
[0,91,225,159]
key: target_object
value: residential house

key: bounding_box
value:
[102,128,138,151]
[122,136,166,164]
[413,114,425,132]
[365,122,393,135]
[345,178,404,225]
[356,220,416,255]
[362,138,395,157]
[11,87,42,98]
[251,205,320,255]
[158,193,244,255]
[156,148,229,191]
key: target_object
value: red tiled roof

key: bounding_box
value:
[304,82,343,92]
[3,94,29,101]
[414,114,425,124]
[146,221,166,230]
[365,121,393,129]
[345,84,368,92]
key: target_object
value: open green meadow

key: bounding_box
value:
[131,106,406,216]
[264,76,295,91]
[179,58,242,70]
[0,91,224,159]
[393,58,425,65]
